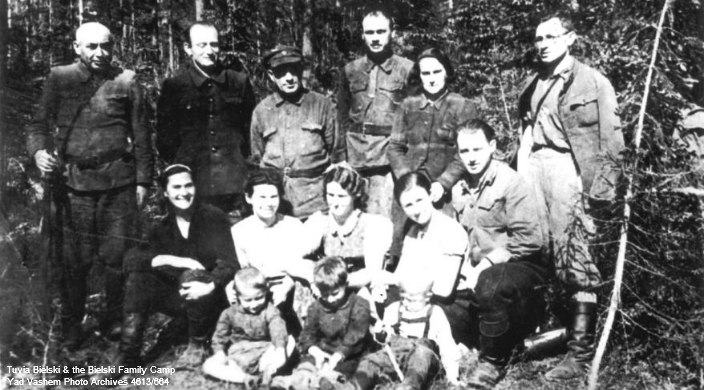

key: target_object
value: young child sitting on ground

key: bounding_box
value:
[271,257,374,390]
[332,277,460,390]
[203,267,294,387]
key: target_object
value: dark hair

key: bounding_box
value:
[159,164,192,188]
[393,171,432,203]
[540,12,576,33]
[456,119,497,142]
[409,47,455,93]
[314,257,348,295]
[244,168,283,197]
[361,5,394,31]
[183,21,218,46]
[323,165,368,210]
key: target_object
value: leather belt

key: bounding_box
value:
[65,149,132,169]
[280,164,329,179]
[349,123,392,136]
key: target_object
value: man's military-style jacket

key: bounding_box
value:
[27,61,152,191]
[518,59,625,201]
[157,61,256,197]
[337,54,413,169]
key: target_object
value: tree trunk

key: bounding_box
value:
[77,0,83,24]
[194,0,203,21]
[0,0,7,208]
[301,0,313,88]
[168,1,173,75]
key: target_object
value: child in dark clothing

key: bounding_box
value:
[271,257,373,390]
[203,267,294,386]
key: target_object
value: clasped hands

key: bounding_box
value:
[307,346,343,372]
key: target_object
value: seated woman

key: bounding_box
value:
[116,164,239,370]
[391,171,468,303]
[301,164,393,294]
[230,169,316,334]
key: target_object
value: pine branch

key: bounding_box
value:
[588,1,672,389]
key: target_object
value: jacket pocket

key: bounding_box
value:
[56,91,82,125]
[568,91,599,126]
[349,75,368,93]
[302,122,325,151]
[262,126,278,140]
[476,197,506,227]
[101,92,128,117]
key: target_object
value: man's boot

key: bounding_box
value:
[92,312,146,381]
[545,301,597,381]
[175,336,209,369]
[101,266,125,340]
[117,312,146,367]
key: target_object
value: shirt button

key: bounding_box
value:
[210,131,215,135]
[209,98,214,102]
[211,147,217,152]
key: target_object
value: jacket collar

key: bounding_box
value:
[186,60,226,87]
[419,90,450,111]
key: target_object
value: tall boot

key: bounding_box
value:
[118,312,146,367]
[101,266,125,340]
[545,301,597,381]
[92,312,145,381]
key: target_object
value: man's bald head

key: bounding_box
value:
[73,22,114,73]
[75,22,112,43]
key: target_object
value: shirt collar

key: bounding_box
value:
[541,55,574,81]
[252,213,285,229]
[319,291,354,313]
[419,90,449,111]
[274,89,307,107]
[363,54,394,74]
[330,210,362,238]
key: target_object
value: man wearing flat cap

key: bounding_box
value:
[157,22,256,222]
[250,45,343,218]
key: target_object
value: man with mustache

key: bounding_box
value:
[27,22,152,350]
[156,22,256,224]
[250,45,343,219]
[337,6,413,219]
[515,14,625,381]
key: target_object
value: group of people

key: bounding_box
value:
[27,4,624,390]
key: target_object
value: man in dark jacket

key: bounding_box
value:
[26,22,152,349]
[156,22,256,222]
[515,14,625,381]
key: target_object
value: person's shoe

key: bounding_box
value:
[319,377,358,390]
[464,358,505,389]
[545,353,587,381]
[174,341,208,369]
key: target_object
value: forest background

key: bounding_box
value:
[0,0,702,389]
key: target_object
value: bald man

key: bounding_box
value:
[27,22,152,351]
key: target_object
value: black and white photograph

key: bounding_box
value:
[0,0,702,389]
